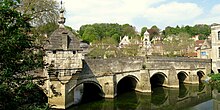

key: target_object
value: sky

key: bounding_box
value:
[58,0,220,32]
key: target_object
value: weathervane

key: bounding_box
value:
[58,0,65,28]
[61,0,63,9]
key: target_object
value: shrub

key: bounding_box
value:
[209,73,220,92]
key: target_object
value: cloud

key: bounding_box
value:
[211,4,220,15]
[60,0,166,30]
[194,3,220,25]
[143,2,203,24]
[58,0,204,30]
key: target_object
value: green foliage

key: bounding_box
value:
[0,0,47,109]
[162,24,211,39]
[82,26,98,43]
[141,27,148,37]
[34,22,59,36]
[78,23,137,43]
[87,37,119,58]
[148,25,160,40]
[163,32,194,56]
[121,45,139,56]
[209,74,220,92]
[17,0,60,26]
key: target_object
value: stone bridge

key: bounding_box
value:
[41,7,212,109]
[43,56,211,109]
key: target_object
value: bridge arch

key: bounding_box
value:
[177,71,188,83]
[117,75,139,94]
[71,80,104,104]
[197,71,205,83]
[150,72,168,88]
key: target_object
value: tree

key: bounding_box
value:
[79,23,137,43]
[87,37,119,58]
[162,24,211,40]
[148,25,160,40]
[82,26,98,43]
[18,0,60,26]
[140,27,148,37]
[122,24,136,37]
[163,32,194,56]
[0,0,47,109]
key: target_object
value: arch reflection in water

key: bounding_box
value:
[69,85,211,110]
[115,92,139,110]
[197,71,205,83]
[117,75,138,94]
[151,87,168,106]
[178,83,188,98]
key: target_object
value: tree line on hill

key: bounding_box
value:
[78,23,211,44]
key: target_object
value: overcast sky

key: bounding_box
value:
[59,0,220,31]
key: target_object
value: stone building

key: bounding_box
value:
[143,31,151,49]
[43,7,84,108]
[211,24,220,73]
[196,39,211,59]
[119,36,130,48]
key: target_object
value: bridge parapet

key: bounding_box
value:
[82,57,145,76]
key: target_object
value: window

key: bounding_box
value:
[201,52,206,56]
[73,51,76,54]
[219,47,220,58]
[52,50,56,54]
[218,31,220,40]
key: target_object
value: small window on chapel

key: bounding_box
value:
[219,47,220,58]
[73,51,76,54]
[52,50,56,54]
[218,31,220,40]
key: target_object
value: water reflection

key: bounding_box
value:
[151,87,168,106]
[68,84,212,110]
[179,83,188,98]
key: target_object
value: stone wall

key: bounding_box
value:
[82,57,145,76]
[44,50,83,77]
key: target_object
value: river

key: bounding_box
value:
[67,83,218,110]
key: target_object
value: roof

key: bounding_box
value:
[195,40,204,47]
[184,52,197,57]
[44,28,81,50]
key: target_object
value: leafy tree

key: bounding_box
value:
[122,24,136,37]
[148,25,160,40]
[0,0,47,109]
[87,37,119,58]
[163,32,194,56]
[121,45,139,56]
[79,23,137,43]
[33,22,58,36]
[112,33,120,43]
[18,0,60,26]
[82,26,98,43]
[162,24,211,40]
[141,27,148,37]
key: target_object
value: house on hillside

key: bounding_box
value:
[143,31,151,49]
[119,36,130,48]
[151,35,164,56]
[196,39,212,59]
[195,40,205,51]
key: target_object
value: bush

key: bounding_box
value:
[209,73,220,92]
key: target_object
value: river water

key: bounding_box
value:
[68,84,218,110]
